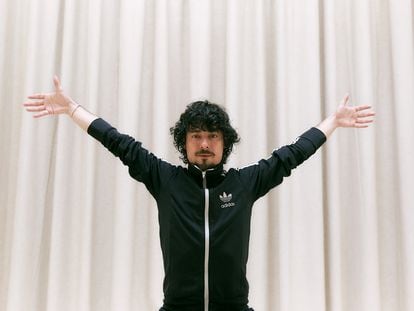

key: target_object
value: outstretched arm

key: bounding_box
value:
[23,76,98,131]
[317,95,375,138]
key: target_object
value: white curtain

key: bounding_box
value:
[1,0,413,310]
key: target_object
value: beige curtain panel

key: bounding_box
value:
[1,0,413,310]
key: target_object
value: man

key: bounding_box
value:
[24,76,375,311]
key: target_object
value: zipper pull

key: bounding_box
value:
[202,171,207,189]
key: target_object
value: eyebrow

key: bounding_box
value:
[187,129,221,134]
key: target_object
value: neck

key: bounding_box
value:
[192,163,220,172]
[187,163,226,188]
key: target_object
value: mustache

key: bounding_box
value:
[195,150,215,156]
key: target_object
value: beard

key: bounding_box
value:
[191,150,218,171]
[196,159,215,171]
[188,149,223,171]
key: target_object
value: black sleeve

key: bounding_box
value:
[238,127,326,201]
[87,118,175,197]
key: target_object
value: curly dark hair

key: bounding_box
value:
[170,100,240,164]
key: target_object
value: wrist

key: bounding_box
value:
[68,101,81,117]
[328,113,340,129]
[316,114,339,139]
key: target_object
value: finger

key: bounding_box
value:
[33,110,50,118]
[28,94,46,99]
[23,101,44,107]
[354,124,370,128]
[54,75,63,92]
[26,106,45,112]
[341,94,350,106]
[355,105,373,112]
[357,111,376,118]
[356,118,374,124]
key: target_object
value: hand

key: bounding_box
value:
[23,76,78,118]
[316,94,376,138]
[334,95,376,128]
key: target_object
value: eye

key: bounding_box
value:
[210,133,220,139]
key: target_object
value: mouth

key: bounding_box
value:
[196,152,215,157]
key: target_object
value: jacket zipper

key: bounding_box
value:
[202,171,210,311]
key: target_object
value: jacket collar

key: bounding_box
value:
[187,163,226,188]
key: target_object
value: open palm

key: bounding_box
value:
[23,76,75,118]
[335,95,375,128]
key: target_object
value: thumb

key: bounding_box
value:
[53,75,63,92]
[341,94,350,106]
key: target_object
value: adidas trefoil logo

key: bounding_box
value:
[219,192,235,208]
[219,192,232,202]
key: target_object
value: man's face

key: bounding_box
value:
[185,129,224,171]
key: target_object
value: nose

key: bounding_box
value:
[200,138,209,149]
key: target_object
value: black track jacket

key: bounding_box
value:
[87,118,327,311]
